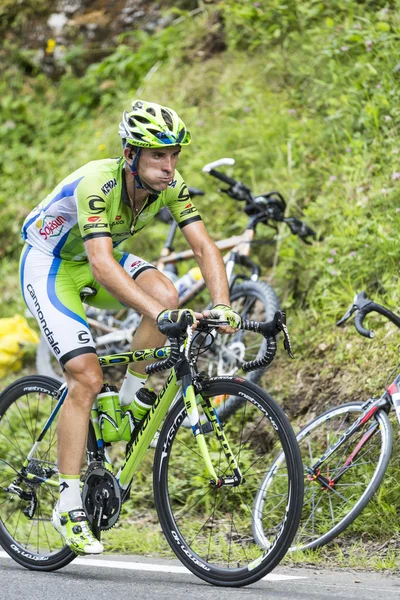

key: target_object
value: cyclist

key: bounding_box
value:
[19,99,241,555]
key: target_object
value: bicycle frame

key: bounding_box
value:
[22,343,242,497]
[157,227,260,306]
[306,387,396,489]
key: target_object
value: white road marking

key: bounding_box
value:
[0,551,306,580]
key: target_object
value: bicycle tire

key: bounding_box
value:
[253,402,392,552]
[0,375,97,570]
[154,377,303,587]
[198,280,280,423]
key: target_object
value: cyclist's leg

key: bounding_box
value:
[84,249,178,361]
[20,247,103,553]
[130,265,179,362]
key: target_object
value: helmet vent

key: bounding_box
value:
[146,107,156,116]
[161,109,173,129]
[133,115,152,124]
[148,128,162,137]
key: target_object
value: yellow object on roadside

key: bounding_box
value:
[0,315,39,379]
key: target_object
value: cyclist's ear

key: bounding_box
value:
[123,146,136,161]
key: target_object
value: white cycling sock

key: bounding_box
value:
[58,474,82,513]
[119,368,147,407]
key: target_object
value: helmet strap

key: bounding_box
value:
[130,147,164,195]
[128,147,145,189]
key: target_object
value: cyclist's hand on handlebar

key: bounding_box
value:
[156,309,200,335]
[203,304,242,334]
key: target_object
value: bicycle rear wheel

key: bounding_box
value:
[0,376,97,570]
[253,402,392,551]
[154,378,303,587]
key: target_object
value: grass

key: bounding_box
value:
[1,0,400,567]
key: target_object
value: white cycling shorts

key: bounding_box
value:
[19,245,156,369]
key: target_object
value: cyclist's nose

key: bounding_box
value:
[162,156,173,173]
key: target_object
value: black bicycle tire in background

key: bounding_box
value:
[253,401,392,552]
[154,378,303,587]
[208,280,280,422]
[0,375,97,571]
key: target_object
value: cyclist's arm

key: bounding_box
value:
[165,174,230,307]
[84,236,165,319]
[180,220,231,307]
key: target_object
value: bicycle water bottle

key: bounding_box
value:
[97,383,122,443]
[119,388,157,441]
[175,267,202,299]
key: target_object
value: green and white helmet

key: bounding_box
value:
[118,100,191,148]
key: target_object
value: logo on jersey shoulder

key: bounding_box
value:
[180,206,196,217]
[168,179,178,189]
[88,216,101,222]
[83,222,109,231]
[177,183,190,202]
[101,178,117,196]
[87,195,105,214]
[37,215,67,240]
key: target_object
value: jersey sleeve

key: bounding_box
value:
[165,172,202,228]
[76,174,112,242]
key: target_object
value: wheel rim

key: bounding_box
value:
[254,404,390,551]
[0,381,90,558]
[159,388,296,574]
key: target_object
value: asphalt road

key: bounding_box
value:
[0,552,399,600]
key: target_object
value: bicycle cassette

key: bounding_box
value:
[82,462,122,533]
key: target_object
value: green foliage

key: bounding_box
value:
[2,0,400,559]
[0,0,51,35]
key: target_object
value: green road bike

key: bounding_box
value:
[0,311,303,587]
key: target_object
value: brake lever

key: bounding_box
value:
[336,291,374,327]
[262,311,294,359]
[285,218,317,244]
[277,312,294,359]
[336,305,357,326]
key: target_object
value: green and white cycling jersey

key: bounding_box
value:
[21,157,201,261]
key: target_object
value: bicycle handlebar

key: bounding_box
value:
[145,310,294,375]
[202,158,317,244]
[145,337,180,374]
[336,291,400,338]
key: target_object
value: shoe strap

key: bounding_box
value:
[68,509,87,523]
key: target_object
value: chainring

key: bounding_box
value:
[82,462,122,532]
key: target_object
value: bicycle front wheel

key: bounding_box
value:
[253,402,392,551]
[0,376,97,570]
[154,378,303,587]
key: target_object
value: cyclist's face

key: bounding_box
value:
[138,146,181,191]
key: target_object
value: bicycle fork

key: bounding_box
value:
[182,375,243,487]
